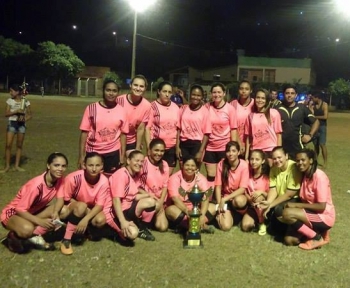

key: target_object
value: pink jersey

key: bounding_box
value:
[207,102,237,151]
[215,159,249,195]
[79,102,129,154]
[147,101,179,149]
[246,174,270,197]
[300,169,335,227]
[178,104,211,141]
[168,171,210,209]
[63,170,110,208]
[117,94,151,145]
[244,109,282,152]
[230,99,254,144]
[1,172,64,225]
[109,167,139,211]
[137,157,169,200]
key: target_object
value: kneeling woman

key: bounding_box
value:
[280,149,335,250]
[138,138,169,232]
[109,150,157,241]
[55,153,111,255]
[165,157,216,231]
[215,141,249,231]
[1,152,68,253]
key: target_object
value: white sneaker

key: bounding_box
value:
[28,235,46,246]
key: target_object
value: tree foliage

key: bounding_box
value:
[328,78,350,109]
[36,41,85,79]
[103,71,122,88]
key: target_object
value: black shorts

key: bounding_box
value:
[163,146,177,168]
[126,142,136,151]
[203,150,226,164]
[179,140,201,160]
[87,150,120,174]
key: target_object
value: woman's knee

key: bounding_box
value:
[91,213,106,227]
[72,202,88,217]
[233,195,247,209]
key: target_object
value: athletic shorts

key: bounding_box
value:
[203,150,226,164]
[126,142,136,152]
[318,125,327,145]
[179,140,201,160]
[163,146,177,168]
[303,209,331,232]
[7,121,26,134]
[87,150,120,175]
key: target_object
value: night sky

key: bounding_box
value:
[1,0,349,85]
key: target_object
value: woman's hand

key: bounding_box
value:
[176,146,182,160]
[36,218,55,230]
[218,198,227,213]
[75,218,89,234]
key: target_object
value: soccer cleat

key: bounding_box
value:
[7,231,25,253]
[138,228,155,241]
[298,237,326,250]
[28,235,56,251]
[258,223,267,236]
[60,239,73,255]
[321,230,330,244]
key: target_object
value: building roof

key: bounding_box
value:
[238,56,312,68]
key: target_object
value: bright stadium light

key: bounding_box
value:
[334,0,350,18]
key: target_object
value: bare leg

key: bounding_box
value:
[14,133,25,171]
[1,132,15,172]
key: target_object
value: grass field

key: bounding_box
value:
[0,93,349,288]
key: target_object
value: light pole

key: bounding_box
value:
[126,0,156,79]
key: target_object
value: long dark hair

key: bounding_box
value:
[249,149,270,176]
[221,141,240,190]
[253,88,272,124]
[296,148,318,179]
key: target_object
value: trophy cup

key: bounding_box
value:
[179,172,213,249]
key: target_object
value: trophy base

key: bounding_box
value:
[183,233,203,249]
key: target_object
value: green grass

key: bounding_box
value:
[0,93,349,288]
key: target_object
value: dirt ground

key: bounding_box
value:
[0,93,349,288]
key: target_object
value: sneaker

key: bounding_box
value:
[7,231,25,253]
[299,237,326,250]
[28,235,56,251]
[258,224,267,236]
[138,228,155,241]
[321,230,330,244]
[60,239,73,255]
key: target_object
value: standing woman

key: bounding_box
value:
[203,82,238,189]
[117,74,151,152]
[1,152,68,253]
[230,80,254,154]
[176,84,211,164]
[165,157,216,231]
[145,81,179,175]
[280,149,334,250]
[78,79,129,176]
[241,150,270,235]
[1,84,32,173]
[109,150,157,241]
[54,153,111,255]
[215,141,249,231]
[245,88,282,165]
[138,138,169,232]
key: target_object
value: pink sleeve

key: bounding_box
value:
[118,106,129,134]
[63,175,75,202]
[109,170,126,198]
[197,174,210,191]
[146,107,155,128]
[315,173,329,203]
[239,162,249,188]
[163,163,170,188]
[79,106,91,131]
[142,105,151,124]
[177,106,185,129]
[55,178,65,198]
[95,183,111,207]
[16,184,40,212]
[214,160,224,186]
[244,115,251,136]
[168,173,181,198]
[272,109,282,134]
[202,108,212,134]
[229,105,238,129]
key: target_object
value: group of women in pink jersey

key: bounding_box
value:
[1,77,334,254]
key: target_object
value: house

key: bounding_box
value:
[76,66,111,96]
[167,56,316,89]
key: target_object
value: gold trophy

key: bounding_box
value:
[179,172,213,249]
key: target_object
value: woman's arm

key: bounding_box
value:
[136,123,146,150]
[175,129,182,159]
[286,201,326,212]
[245,137,251,160]
[223,187,246,202]
[172,196,189,216]
[195,134,209,163]
[145,127,151,151]
[75,205,103,234]
[16,211,54,230]
[25,105,32,121]
[120,133,126,165]
[78,131,88,169]
[276,133,282,146]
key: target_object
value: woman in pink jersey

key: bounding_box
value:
[78,79,129,176]
[146,81,179,175]
[166,156,216,232]
[109,150,157,241]
[54,153,111,255]
[203,82,238,190]
[1,152,68,253]
[242,150,270,235]
[215,141,249,231]
[117,74,151,152]
[280,149,334,250]
[176,84,211,164]
[230,80,255,154]
[138,138,169,231]
[245,88,282,166]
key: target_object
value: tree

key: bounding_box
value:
[36,41,84,94]
[0,36,33,87]
[328,78,350,109]
[103,71,122,88]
